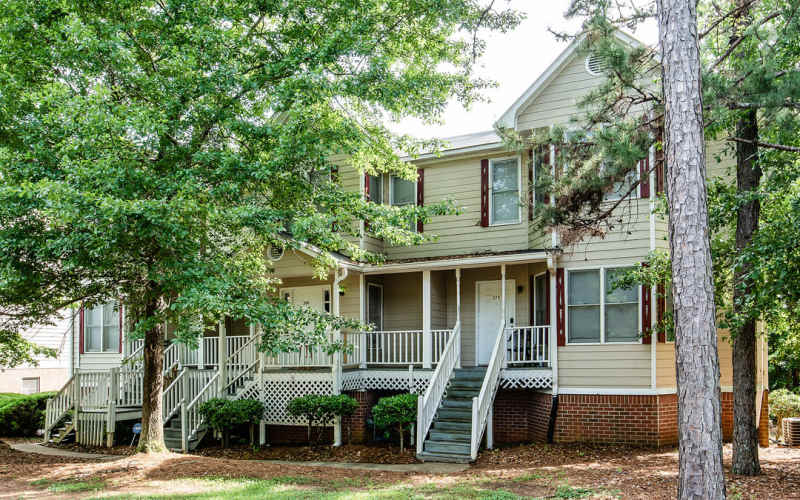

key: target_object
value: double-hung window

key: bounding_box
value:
[567,267,639,343]
[490,157,521,225]
[390,175,416,232]
[367,174,383,204]
[84,302,120,353]
[603,163,639,201]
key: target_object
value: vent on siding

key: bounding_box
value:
[268,245,285,261]
[585,54,608,76]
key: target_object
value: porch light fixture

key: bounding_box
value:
[517,285,524,294]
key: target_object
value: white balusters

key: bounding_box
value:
[505,326,550,366]
[416,322,461,453]
[471,321,506,460]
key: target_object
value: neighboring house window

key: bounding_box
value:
[84,302,120,353]
[21,377,39,395]
[490,157,521,225]
[367,174,383,204]
[603,164,638,201]
[567,267,639,343]
[390,175,416,232]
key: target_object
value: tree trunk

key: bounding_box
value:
[398,424,404,453]
[732,109,761,475]
[657,0,726,498]
[137,294,168,453]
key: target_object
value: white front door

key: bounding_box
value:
[281,285,331,313]
[476,280,515,365]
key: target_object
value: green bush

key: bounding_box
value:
[286,394,357,446]
[198,398,265,447]
[769,389,800,440]
[0,392,56,437]
[371,393,417,452]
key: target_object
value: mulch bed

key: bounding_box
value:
[43,441,137,456]
[194,442,420,464]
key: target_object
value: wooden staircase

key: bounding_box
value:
[417,367,486,463]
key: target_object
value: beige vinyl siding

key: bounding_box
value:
[517,53,604,130]
[272,250,324,279]
[656,342,676,388]
[431,270,449,330]
[558,344,651,388]
[382,273,422,331]
[444,264,531,367]
[384,152,530,260]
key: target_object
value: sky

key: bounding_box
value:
[391,0,658,139]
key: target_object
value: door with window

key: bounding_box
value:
[281,285,331,313]
[476,280,515,365]
[533,273,549,326]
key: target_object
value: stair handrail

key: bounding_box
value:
[223,335,259,393]
[163,367,187,422]
[44,373,76,439]
[416,321,461,454]
[121,341,144,367]
[470,320,506,460]
[183,372,220,452]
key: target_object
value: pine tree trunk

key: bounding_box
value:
[732,109,761,476]
[137,293,167,453]
[657,0,726,498]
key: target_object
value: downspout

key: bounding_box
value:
[547,253,559,444]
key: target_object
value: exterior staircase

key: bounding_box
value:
[164,414,206,451]
[417,366,486,463]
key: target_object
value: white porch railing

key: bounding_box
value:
[224,336,259,394]
[417,321,461,453]
[183,372,220,452]
[365,330,422,365]
[506,326,550,366]
[44,374,76,440]
[163,368,216,422]
[471,321,506,460]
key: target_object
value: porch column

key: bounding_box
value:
[332,267,347,447]
[197,317,205,369]
[359,274,367,369]
[548,256,559,393]
[218,320,227,395]
[422,270,432,369]
[455,268,461,369]
[500,264,507,368]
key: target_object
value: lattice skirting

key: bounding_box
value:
[243,373,334,426]
[499,369,553,390]
[341,370,431,394]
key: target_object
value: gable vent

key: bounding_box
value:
[585,54,608,76]
[268,244,284,261]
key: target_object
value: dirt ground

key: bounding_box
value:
[4,438,800,499]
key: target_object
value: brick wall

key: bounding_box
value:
[492,389,552,444]
[657,394,678,446]
[552,394,662,445]
[265,424,333,445]
[759,389,769,447]
[343,390,379,444]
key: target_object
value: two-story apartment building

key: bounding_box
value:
[46,34,768,462]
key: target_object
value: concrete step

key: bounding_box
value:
[432,420,471,432]
[446,389,480,399]
[437,407,471,420]
[449,380,482,390]
[416,451,472,463]
[441,399,472,409]
[428,430,470,443]
[452,370,486,381]
[424,439,470,455]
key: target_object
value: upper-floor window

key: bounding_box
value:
[367,174,383,204]
[532,148,549,212]
[567,267,639,344]
[390,175,416,232]
[490,157,521,225]
[603,164,639,201]
[84,302,120,353]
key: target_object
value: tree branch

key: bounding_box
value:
[727,136,800,152]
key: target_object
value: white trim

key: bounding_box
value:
[401,141,504,162]
[558,387,674,396]
[361,251,549,274]
[565,266,642,345]
[488,156,523,226]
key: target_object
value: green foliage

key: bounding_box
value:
[0,391,56,436]
[611,250,674,342]
[371,393,417,452]
[287,394,357,445]
[0,330,57,369]
[769,389,800,439]
[198,398,265,432]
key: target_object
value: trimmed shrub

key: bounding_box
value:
[287,394,358,446]
[0,392,56,437]
[769,389,800,439]
[198,398,265,447]
[371,393,417,452]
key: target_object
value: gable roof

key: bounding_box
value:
[495,30,645,130]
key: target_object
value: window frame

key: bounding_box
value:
[488,156,522,226]
[389,174,418,233]
[565,266,642,345]
[601,161,641,202]
[21,377,40,395]
[83,302,120,353]
[367,174,383,204]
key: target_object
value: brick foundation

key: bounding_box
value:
[552,394,663,445]
[492,390,551,444]
[721,391,734,442]
[343,390,379,444]
[265,424,333,445]
[759,389,769,447]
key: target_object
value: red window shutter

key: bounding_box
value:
[556,268,565,346]
[639,157,650,199]
[528,149,534,221]
[480,159,489,227]
[118,305,123,353]
[642,284,652,344]
[416,168,424,233]
[363,173,370,200]
[331,166,339,184]
[655,128,665,194]
[79,306,85,354]
[657,282,667,342]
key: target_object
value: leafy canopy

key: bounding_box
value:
[0,0,522,361]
